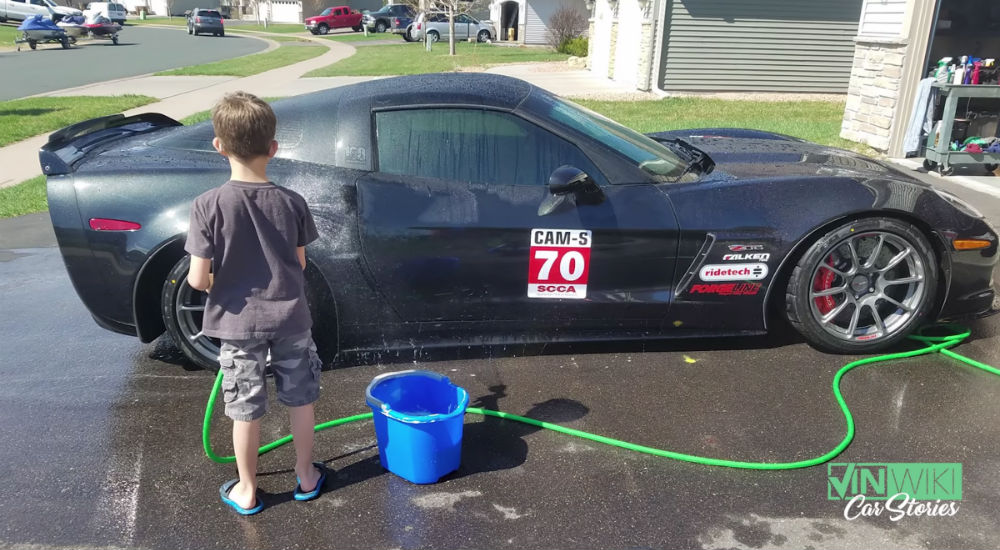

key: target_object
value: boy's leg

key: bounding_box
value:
[219,339,270,509]
[289,404,320,490]
[230,418,262,508]
[269,331,323,490]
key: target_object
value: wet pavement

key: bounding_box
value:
[3,203,1000,549]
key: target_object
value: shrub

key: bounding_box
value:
[558,37,588,57]
[546,5,588,49]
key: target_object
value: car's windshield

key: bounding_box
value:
[537,94,694,182]
[320,7,332,15]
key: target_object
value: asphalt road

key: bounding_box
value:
[3,174,1000,549]
[0,25,268,101]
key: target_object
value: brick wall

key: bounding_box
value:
[840,38,908,151]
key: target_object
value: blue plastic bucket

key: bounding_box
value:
[365,370,469,484]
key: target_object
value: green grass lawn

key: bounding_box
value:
[306,42,568,77]
[155,43,325,76]
[0,176,47,218]
[577,97,874,155]
[0,95,157,147]
[1,23,22,45]
[318,32,397,42]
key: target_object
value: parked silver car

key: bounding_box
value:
[411,12,495,43]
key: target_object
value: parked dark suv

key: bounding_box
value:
[187,8,224,37]
[362,3,414,34]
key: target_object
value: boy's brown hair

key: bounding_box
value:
[211,91,276,159]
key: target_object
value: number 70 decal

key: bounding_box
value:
[527,229,592,299]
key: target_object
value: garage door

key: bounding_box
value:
[525,0,587,45]
[661,0,863,92]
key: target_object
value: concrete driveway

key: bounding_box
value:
[2,194,1000,548]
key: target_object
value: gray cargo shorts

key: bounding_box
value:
[218,330,322,422]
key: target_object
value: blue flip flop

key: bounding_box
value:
[219,479,264,516]
[293,462,329,501]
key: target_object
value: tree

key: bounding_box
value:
[545,5,587,50]
[421,0,489,56]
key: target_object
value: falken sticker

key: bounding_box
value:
[528,229,591,299]
[723,252,771,262]
[699,263,768,282]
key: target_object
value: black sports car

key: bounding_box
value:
[40,73,998,369]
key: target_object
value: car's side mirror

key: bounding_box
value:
[547,165,604,204]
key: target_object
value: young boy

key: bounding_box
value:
[185,91,326,515]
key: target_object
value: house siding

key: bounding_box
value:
[659,0,863,92]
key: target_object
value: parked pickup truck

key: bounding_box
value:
[0,0,82,22]
[304,5,363,35]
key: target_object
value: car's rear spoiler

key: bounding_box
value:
[39,113,182,176]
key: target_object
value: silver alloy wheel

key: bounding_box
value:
[174,277,220,362]
[808,231,927,343]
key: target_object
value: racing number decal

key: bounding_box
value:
[528,229,592,299]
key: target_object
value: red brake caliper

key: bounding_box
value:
[813,256,836,315]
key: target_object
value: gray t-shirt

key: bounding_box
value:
[185,180,319,340]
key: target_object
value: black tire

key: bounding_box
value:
[188,25,193,34]
[161,256,220,371]
[61,37,69,48]
[403,27,413,41]
[785,217,937,354]
[218,30,224,37]
[477,29,490,42]
[112,35,118,44]
[352,25,361,32]
[375,20,387,32]
[922,158,937,171]
[427,30,439,42]
[318,23,329,34]
[28,40,36,50]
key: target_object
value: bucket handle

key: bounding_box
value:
[365,369,451,411]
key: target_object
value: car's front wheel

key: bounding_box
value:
[318,23,329,34]
[785,218,937,353]
[477,29,490,42]
[427,30,439,42]
[161,256,220,370]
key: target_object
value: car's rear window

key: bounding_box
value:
[200,10,222,17]
[110,3,124,10]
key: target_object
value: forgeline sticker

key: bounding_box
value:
[699,263,769,282]
[527,229,591,299]
[689,282,762,296]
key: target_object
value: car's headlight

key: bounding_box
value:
[934,188,985,218]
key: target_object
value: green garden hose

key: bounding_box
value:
[202,324,1000,469]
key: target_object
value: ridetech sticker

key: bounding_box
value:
[699,263,768,282]
[528,229,591,299]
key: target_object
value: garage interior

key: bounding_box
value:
[910,0,1000,175]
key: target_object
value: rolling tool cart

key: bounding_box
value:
[922,83,1000,176]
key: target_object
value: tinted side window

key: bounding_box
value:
[376,109,602,187]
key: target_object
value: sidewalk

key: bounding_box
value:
[0,34,639,189]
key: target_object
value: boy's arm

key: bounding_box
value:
[297,246,306,270]
[188,255,213,291]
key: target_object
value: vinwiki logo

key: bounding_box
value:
[827,463,962,521]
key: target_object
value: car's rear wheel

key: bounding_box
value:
[375,20,387,32]
[161,256,220,371]
[318,23,329,34]
[477,29,490,42]
[785,218,937,353]
[352,25,362,32]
